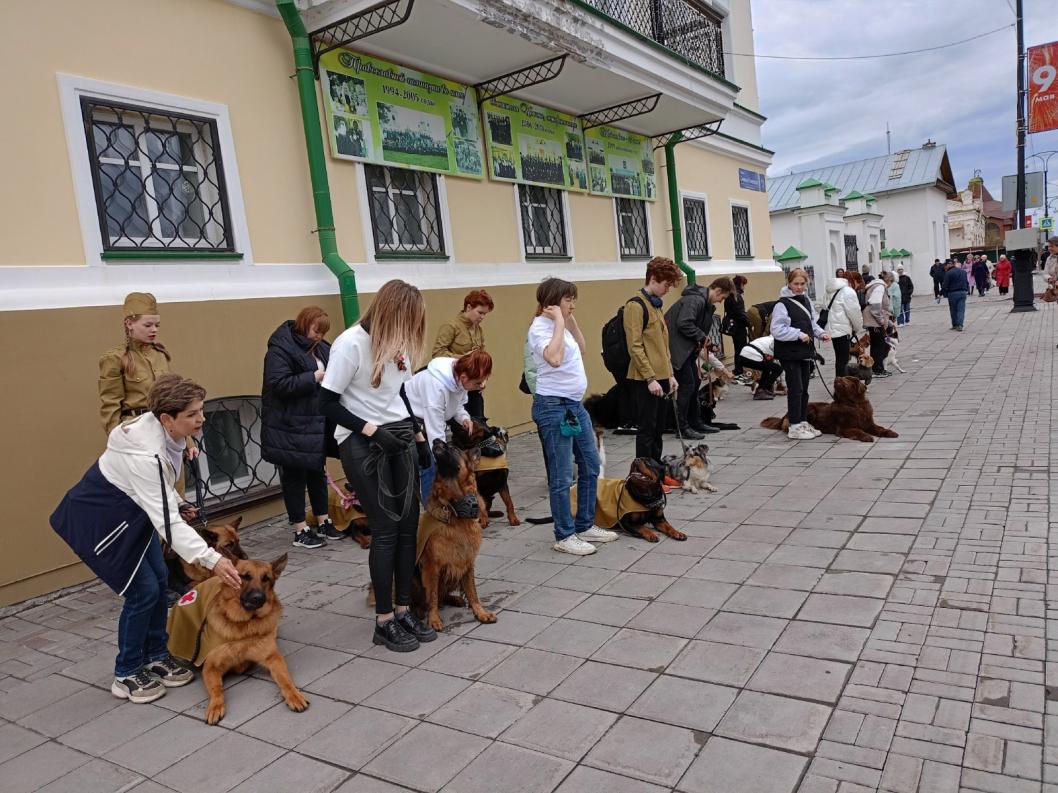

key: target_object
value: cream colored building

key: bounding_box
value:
[0,0,780,605]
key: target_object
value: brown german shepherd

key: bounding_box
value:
[200,554,308,725]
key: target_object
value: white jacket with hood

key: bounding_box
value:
[98,413,221,569]
[404,357,472,444]
[823,278,865,339]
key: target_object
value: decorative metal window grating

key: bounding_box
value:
[616,198,650,258]
[184,396,280,514]
[519,185,568,257]
[365,165,446,256]
[582,0,725,77]
[81,98,234,252]
[683,196,709,258]
[707,314,725,359]
[732,205,752,257]
[844,234,859,268]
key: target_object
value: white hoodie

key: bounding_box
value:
[823,278,865,339]
[403,357,472,444]
[98,413,221,570]
[739,335,775,362]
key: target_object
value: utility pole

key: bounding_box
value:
[1010,0,1036,311]
[886,122,891,155]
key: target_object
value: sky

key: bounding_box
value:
[751,0,1058,210]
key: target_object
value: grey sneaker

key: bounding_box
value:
[145,655,194,687]
[293,528,326,549]
[112,670,166,703]
[317,519,346,541]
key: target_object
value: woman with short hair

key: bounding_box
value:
[433,290,494,419]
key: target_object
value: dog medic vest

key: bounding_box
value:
[571,477,651,529]
[474,452,508,472]
[167,577,224,666]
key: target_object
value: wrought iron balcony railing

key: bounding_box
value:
[579,0,726,78]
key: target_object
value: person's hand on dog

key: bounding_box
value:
[462,418,473,432]
[213,557,241,590]
[416,439,432,470]
[647,379,663,397]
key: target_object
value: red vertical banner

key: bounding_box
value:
[1028,41,1058,133]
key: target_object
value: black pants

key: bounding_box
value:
[673,354,702,430]
[867,327,889,373]
[278,465,329,525]
[736,354,782,391]
[933,279,942,299]
[731,327,748,374]
[466,389,484,420]
[999,285,1009,295]
[832,336,852,379]
[634,380,669,463]
[781,359,812,424]
[617,377,638,427]
[339,420,419,615]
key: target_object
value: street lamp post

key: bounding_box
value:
[1027,151,1058,221]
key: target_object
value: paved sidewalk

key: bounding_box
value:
[1,281,1055,793]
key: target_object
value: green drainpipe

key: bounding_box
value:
[277,0,360,327]
[664,132,695,286]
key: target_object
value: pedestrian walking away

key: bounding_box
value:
[971,257,989,297]
[941,259,969,331]
[771,267,830,440]
[930,259,945,303]
[993,254,1012,296]
[897,266,914,324]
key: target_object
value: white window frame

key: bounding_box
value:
[680,191,712,260]
[512,184,574,262]
[613,197,653,259]
[58,74,252,266]
[354,163,454,265]
[363,165,447,257]
[730,200,753,258]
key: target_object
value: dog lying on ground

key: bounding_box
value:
[308,477,371,548]
[167,553,308,725]
[760,376,899,443]
[581,458,687,543]
[166,516,248,593]
[412,438,496,631]
[448,417,520,527]
[661,443,717,494]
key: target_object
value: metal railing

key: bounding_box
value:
[581,0,725,78]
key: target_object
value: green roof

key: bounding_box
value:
[823,183,840,194]
[879,248,892,258]
[775,245,808,262]
[795,178,824,190]
[898,248,911,257]
[864,194,877,203]
[842,190,867,201]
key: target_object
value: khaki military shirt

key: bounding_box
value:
[432,314,485,358]
[99,342,172,433]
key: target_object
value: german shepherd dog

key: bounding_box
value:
[413,439,497,632]
[200,554,308,725]
[616,458,688,543]
[448,417,521,527]
[166,516,248,593]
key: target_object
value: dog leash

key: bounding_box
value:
[667,391,691,455]
[187,455,209,532]
[326,473,357,511]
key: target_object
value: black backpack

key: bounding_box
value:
[601,296,648,379]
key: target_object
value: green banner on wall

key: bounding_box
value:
[319,50,485,179]
[481,97,588,192]
[584,126,656,201]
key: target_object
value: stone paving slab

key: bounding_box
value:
[1,284,1057,792]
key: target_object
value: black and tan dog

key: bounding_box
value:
[448,417,520,527]
[587,458,687,543]
[412,438,497,631]
[166,516,248,594]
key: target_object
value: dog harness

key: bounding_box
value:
[166,577,223,666]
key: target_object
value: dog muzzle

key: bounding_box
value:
[477,436,505,458]
[450,493,480,519]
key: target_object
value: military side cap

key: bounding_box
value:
[123,292,159,317]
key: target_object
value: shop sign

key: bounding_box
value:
[583,126,657,201]
[739,168,767,192]
[319,50,485,179]
[481,98,588,192]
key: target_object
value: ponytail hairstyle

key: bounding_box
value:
[358,280,427,388]
[293,306,331,356]
[121,316,171,378]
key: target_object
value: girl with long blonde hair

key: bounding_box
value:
[318,280,434,652]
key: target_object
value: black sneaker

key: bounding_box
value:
[613,425,639,436]
[396,610,437,643]
[317,519,346,541]
[676,425,706,440]
[873,370,892,378]
[145,655,194,687]
[373,618,419,652]
[293,528,326,549]
[112,669,166,703]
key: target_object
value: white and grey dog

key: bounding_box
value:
[884,334,906,374]
[661,443,717,494]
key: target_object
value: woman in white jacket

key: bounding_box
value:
[51,375,240,705]
[823,276,865,379]
[405,350,492,502]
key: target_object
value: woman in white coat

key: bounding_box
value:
[404,349,492,502]
[823,276,865,379]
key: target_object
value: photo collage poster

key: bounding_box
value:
[583,126,656,201]
[481,97,589,192]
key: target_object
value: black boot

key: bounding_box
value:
[676,424,706,440]
[373,618,419,652]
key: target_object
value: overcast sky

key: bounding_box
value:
[751,0,1058,208]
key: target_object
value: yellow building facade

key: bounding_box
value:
[0,0,780,605]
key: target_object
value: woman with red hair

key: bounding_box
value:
[433,290,494,418]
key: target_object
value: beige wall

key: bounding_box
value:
[728,0,761,112]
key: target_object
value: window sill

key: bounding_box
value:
[688,255,712,261]
[735,255,755,261]
[525,254,573,262]
[101,250,244,262]
[374,252,450,261]
[620,254,650,261]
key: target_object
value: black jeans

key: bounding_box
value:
[736,354,782,391]
[831,335,852,379]
[731,327,748,374]
[673,353,702,429]
[278,465,329,525]
[933,279,942,299]
[634,380,670,463]
[617,377,638,427]
[339,420,419,615]
[466,389,485,420]
[781,359,812,424]
[867,327,889,373]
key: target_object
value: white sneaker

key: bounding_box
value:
[554,535,597,555]
[579,527,618,543]
[787,423,814,440]
[803,422,823,437]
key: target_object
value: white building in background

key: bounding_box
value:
[768,142,956,287]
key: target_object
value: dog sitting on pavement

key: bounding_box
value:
[661,443,717,495]
[448,417,521,527]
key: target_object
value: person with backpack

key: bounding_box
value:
[664,276,733,438]
[821,274,864,379]
[621,257,682,463]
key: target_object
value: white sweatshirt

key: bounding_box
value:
[98,413,221,570]
[403,357,472,445]
[823,279,865,339]
[739,335,775,362]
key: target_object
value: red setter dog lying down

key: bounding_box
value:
[760,376,898,443]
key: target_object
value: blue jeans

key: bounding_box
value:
[899,303,911,324]
[115,533,169,677]
[420,455,435,505]
[947,291,966,327]
[531,395,600,541]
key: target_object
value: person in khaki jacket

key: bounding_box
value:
[432,289,493,418]
[624,257,683,464]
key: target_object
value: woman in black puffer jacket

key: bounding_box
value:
[724,276,750,380]
[262,306,340,549]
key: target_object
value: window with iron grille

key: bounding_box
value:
[81,98,235,252]
[683,196,709,259]
[732,204,752,258]
[616,198,649,258]
[519,185,568,258]
[365,165,446,256]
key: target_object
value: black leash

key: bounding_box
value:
[188,454,208,531]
